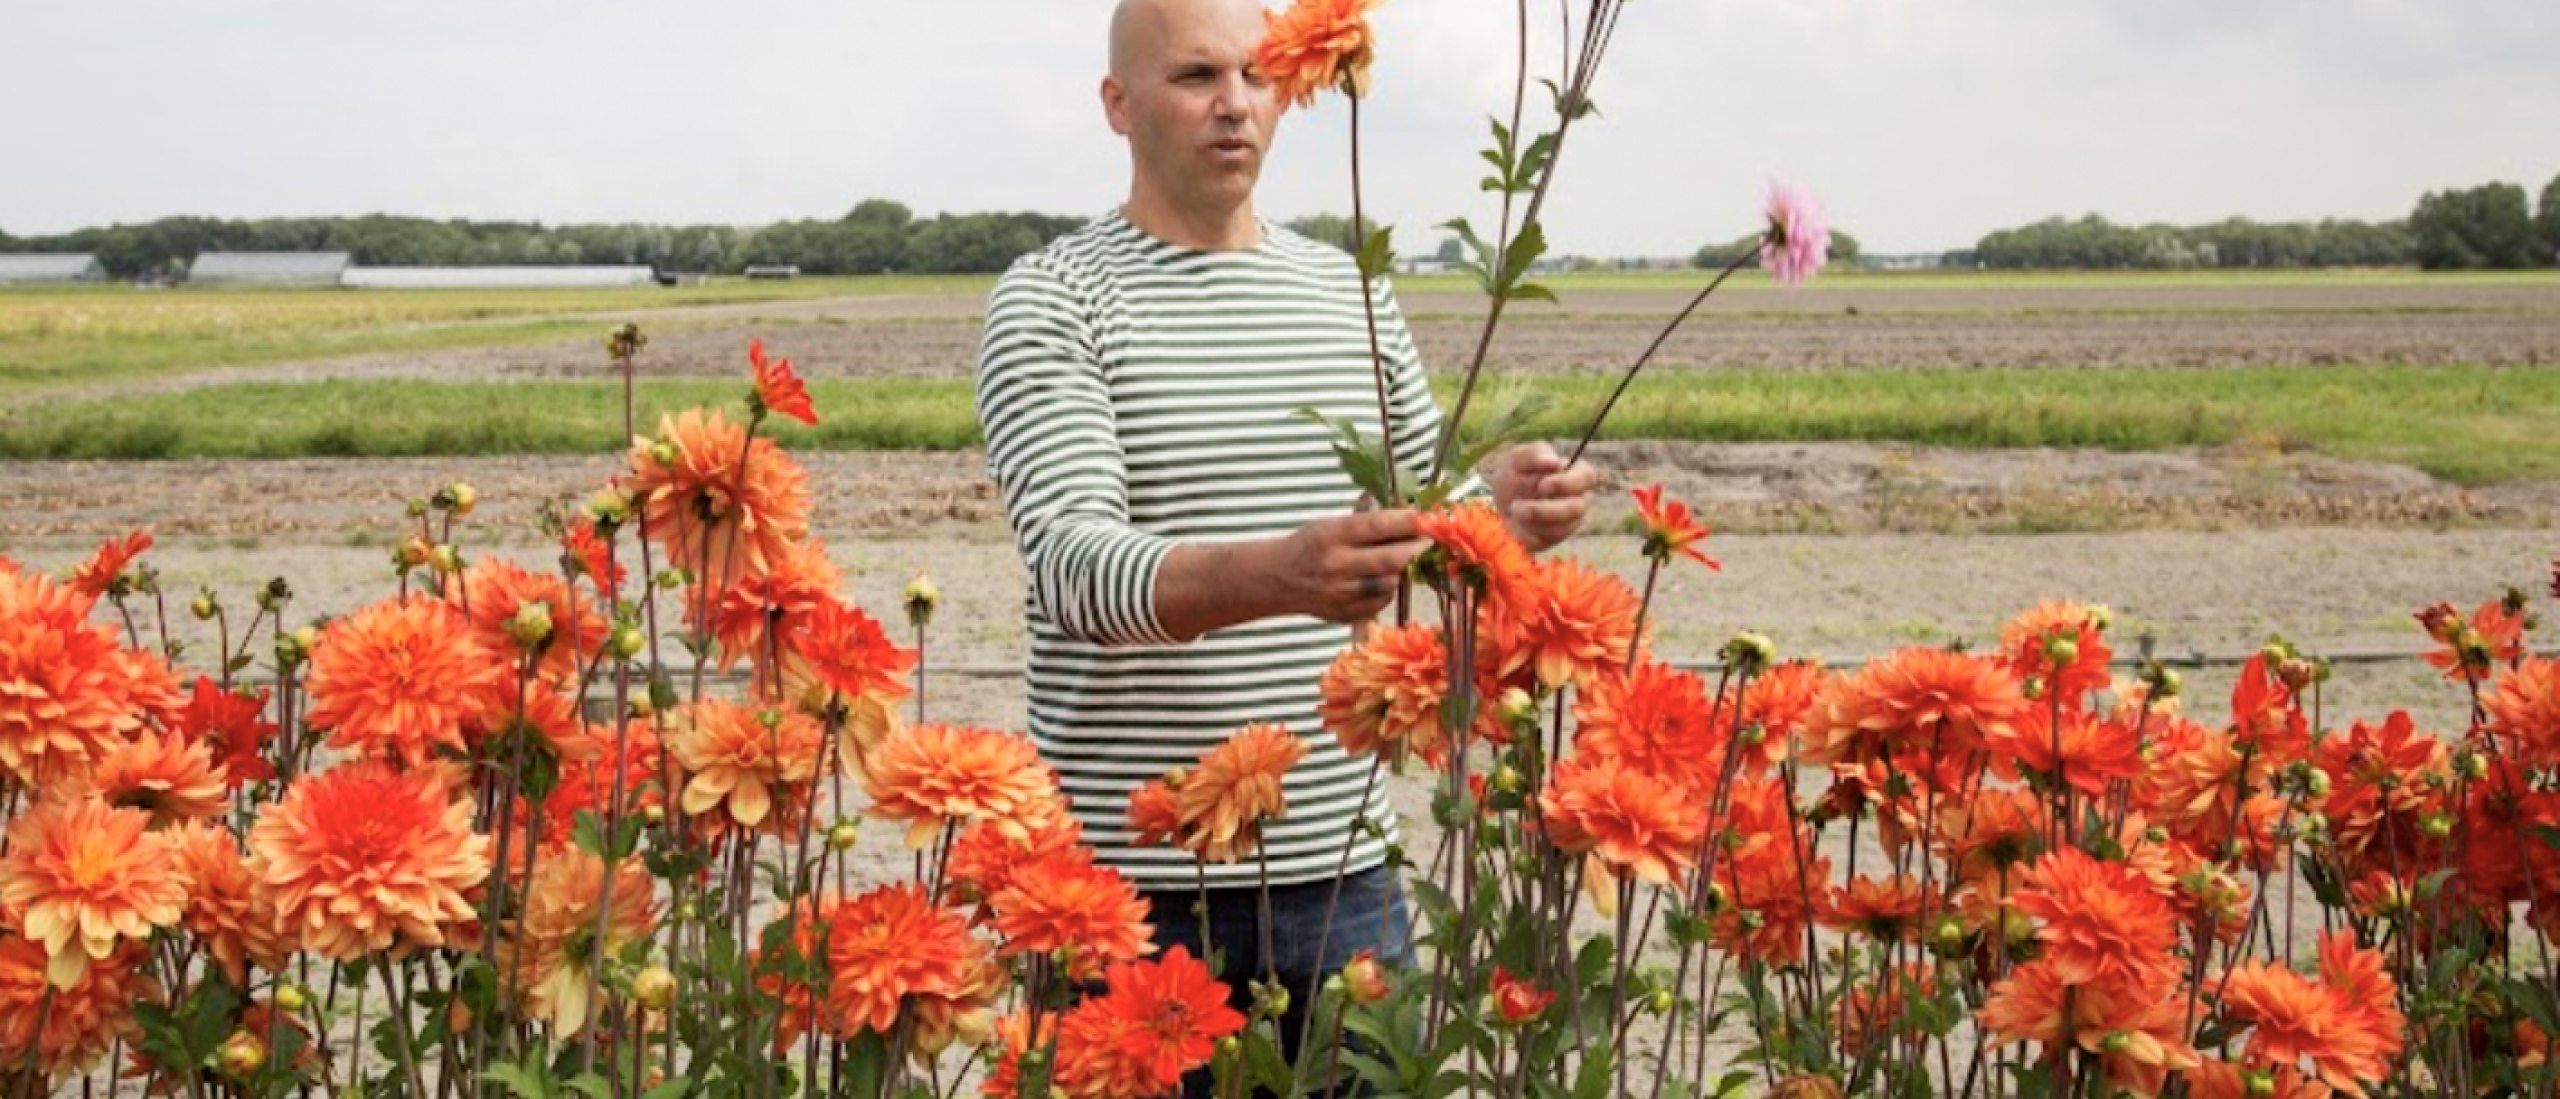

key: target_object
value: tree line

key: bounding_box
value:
[0,199,1085,279]
[1964,173,2560,271]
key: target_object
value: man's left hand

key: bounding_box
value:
[1490,442,1603,554]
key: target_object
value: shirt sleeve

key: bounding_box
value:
[975,258,1181,647]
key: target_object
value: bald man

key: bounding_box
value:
[974,0,1600,1066]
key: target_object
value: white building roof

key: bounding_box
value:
[0,254,104,283]
[188,252,352,283]
[341,266,659,290]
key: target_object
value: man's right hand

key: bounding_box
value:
[1272,508,1430,624]
[1154,508,1432,640]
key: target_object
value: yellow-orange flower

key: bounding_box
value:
[824,883,979,1037]
[2217,933,2403,1098]
[169,822,292,987]
[305,596,512,769]
[989,854,1155,980]
[1486,556,1644,692]
[1317,622,1450,767]
[947,801,1085,909]
[250,759,492,960]
[79,727,227,830]
[624,407,812,584]
[1799,647,2025,769]
[863,723,1058,850]
[1125,778,1182,849]
[500,850,658,1039]
[1821,873,1927,944]
[666,698,825,835]
[0,798,184,989]
[1175,724,1308,863]
[0,935,156,1081]
[1539,756,1706,897]
[0,567,146,786]
[1256,0,1384,110]
[66,530,152,603]
[1998,599,2114,705]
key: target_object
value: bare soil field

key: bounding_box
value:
[38,280,2560,402]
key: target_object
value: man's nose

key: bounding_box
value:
[1210,72,1253,119]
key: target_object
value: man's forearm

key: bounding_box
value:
[1153,539,1288,642]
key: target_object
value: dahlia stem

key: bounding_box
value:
[1291,753,1388,1062]
[376,963,424,1099]
[1564,247,1754,470]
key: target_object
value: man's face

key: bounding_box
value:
[1105,0,1280,217]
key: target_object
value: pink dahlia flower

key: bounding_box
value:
[1759,180,1831,287]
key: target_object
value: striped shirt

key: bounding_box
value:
[975,211,1447,889]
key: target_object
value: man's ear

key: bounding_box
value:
[1101,76,1132,136]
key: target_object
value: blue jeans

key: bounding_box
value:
[1141,862,1415,1087]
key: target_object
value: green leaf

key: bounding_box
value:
[639,1082,694,1099]
[1496,222,1549,300]
[562,1074,613,1099]
[572,809,609,858]
[1243,1023,1297,1098]
[482,1063,554,1099]
[1356,226,1399,284]
[1569,1044,1615,1099]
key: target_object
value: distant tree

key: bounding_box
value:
[1433,236,1464,264]
[2410,183,2537,269]
[844,199,914,230]
[1281,213,1378,252]
[1695,227,1858,269]
[903,215,1043,273]
[2539,172,2560,266]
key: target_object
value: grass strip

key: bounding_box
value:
[2,365,2554,485]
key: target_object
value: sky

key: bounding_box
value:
[1,0,2554,255]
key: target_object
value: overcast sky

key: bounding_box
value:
[2,0,2553,254]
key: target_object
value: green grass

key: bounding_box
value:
[1394,267,2560,294]
[0,278,988,399]
[6,364,2556,485]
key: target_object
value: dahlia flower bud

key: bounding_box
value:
[1722,631,1778,675]
[217,1031,268,1078]
[631,965,676,1011]
[274,983,310,1013]
[1341,950,1391,1005]
[2042,636,2078,669]
[606,323,647,361]
[506,601,555,649]
[190,591,219,621]
[609,626,647,660]
[827,818,861,852]
[587,487,634,527]
[649,440,680,468]
[904,572,940,631]
[257,577,293,612]
[436,482,479,516]
[428,544,463,576]
[394,536,432,571]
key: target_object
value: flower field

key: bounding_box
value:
[1,326,2556,1099]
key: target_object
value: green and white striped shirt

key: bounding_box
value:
[975,211,1446,889]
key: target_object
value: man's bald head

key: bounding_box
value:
[1110,0,1263,80]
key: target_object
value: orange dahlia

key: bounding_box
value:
[989,854,1155,980]
[500,850,658,1039]
[173,676,277,790]
[2417,598,2525,680]
[704,534,842,670]
[864,723,1057,850]
[1714,845,1831,966]
[2487,655,2560,769]
[1631,484,1718,570]
[454,557,606,687]
[666,698,825,835]
[2013,848,2179,988]
[1413,501,1533,602]
[1075,945,1245,1096]
[67,530,151,602]
[2218,937,2400,1097]
[1721,658,1829,776]
[1125,777,1183,849]
[1539,756,1706,896]
[1798,647,2025,769]
[947,801,1086,909]
[1995,704,2143,798]
[80,727,227,829]
[1979,959,2197,1097]
[0,934,156,1081]
[250,759,491,960]
[823,883,979,1037]
[168,822,291,987]
[2314,711,2450,877]
[1489,964,1557,1027]
[1174,723,1308,864]
[1573,660,1719,791]
[562,515,625,595]
[905,932,1005,1061]
[0,798,184,989]
[1256,0,1384,110]
[1821,873,1927,944]
[748,338,819,426]
[1936,786,2045,887]
[787,596,919,708]
[625,407,812,584]
[1998,599,2113,705]
[0,567,147,786]
[305,596,512,769]
[1317,622,1450,767]
[1485,556,1645,692]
